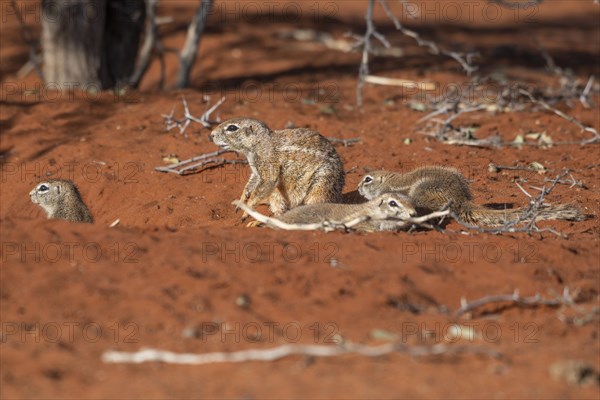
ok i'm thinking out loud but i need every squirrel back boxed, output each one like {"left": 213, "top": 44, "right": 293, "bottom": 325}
{"left": 358, "top": 166, "right": 584, "bottom": 226}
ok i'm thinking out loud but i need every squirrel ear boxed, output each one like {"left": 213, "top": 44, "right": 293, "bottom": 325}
{"left": 55, "top": 185, "right": 60, "bottom": 195}
{"left": 378, "top": 199, "right": 383, "bottom": 207}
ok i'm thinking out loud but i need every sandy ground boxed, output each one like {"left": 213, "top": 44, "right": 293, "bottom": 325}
{"left": 1, "top": 0, "right": 599, "bottom": 398}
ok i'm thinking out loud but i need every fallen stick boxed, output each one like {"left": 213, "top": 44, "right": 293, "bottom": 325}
{"left": 455, "top": 288, "right": 576, "bottom": 318}
{"left": 232, "top": 200, "right": 371, "bottom": 231}
{"left": 102, "top": 342, "right": 501, "bottom": 365}
{"left": 233, "top": 201, "right": 450, "bottom": 232}
{"left": 364, "top": 75, "right": 437, "bottom": 91}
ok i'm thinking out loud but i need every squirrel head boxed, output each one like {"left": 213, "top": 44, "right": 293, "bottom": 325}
{"left": 209, "top": 118, "right": 271, "bottom": 154}
{"left": 358, "top": 170, "right": 390, "bottom": 200}
{"left": 30, "top": 179, "right": 83, "bottom": 218}
{"left": 374, "top": 193, "right": 416, "bottom": 219}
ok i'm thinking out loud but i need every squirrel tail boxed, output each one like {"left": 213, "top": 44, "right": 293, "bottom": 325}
{"left": 462, "top": 204, "right": 584, "bottom": 226}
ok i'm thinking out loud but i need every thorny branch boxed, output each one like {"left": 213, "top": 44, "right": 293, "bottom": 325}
{"left": 489, "top": 164, "right": 587, "bottom": 189}
{"left": 543, "top": 174, "right": 587, "bottom": 189}
{"left": 102, "top": 342, "right": 501, "bottom": 365}
{"left": 519, "top": 89, "right": 600, "bottom": 144}
{"left": 378, "top": 0, "right": 478, "bottom": 74}
{"left": 356, "top": 0, "right": 477, "bottom": 106}
{"left": 452, "top": 171, "right": 579, "bottom": 237}
{"left": 414, "top": 79, "right": 599, "bottom": 148}
{"left": 162, "top": 96, "right": 225, "bottom": 136}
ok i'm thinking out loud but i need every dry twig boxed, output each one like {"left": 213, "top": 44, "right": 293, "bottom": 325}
{"left": 364, "top": 75, "right": 436, "bottom": 91}
{"left": 233, "top": 200, "right": 450, "bottom": 232}
{"left": 102, "top": 342, "right": 501, "bottom": 365}
{"left": 326, "top": 137, "right": 362, "bottom": 146}
{"left": 378, "top": 0, "right": 478, "bottom": 75}
{"left": 155, "top": 152, "right": 246, "bottom": 175}
{"left": 455, "top": 287, "right": 576, "bottom": 318}
{"left": 355, "top": 0, "right": 477, "bottom": 106}
{"left": 519, "top": 89, "right": 600, "bottom": 144}
{"left": 162, "top": 96, "right": 225, "bottom": 136}
{"left": 452, "top": 171, "right": 576, "bottom": 237}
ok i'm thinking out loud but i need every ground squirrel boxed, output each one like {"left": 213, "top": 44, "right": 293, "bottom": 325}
{"left": 275, "top": 193, "right": 417, "bottom": 232}
{"left": 30, "top": 179, "right": 93, "bottom": 223}
{"left": 210, "top": 118, "right": 345, "bottom": 216}
{"left": 358, "top": 166, "right": 583, "bottom": 226}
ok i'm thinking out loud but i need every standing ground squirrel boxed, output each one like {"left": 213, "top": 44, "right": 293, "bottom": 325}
{"left": 358, "top": 166, "right": 583, "bottom": 226}
{"left": 30, "top": 179, "right": 93, "bottom": 223}
{"left": 276, "top": 193, "right": 417, "bottom": 232}
{"left": 210, "top": 118, "right": 345, "bottom": 216}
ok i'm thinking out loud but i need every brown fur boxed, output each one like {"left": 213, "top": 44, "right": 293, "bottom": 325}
{"left": 30, "top": 179, "right": 93, "bottom": 223}
{"left": 358, "top": 166, "right": 583, "bottom": 226}
{"left": 210, "top": 118, "right": 345, "bottom": 215}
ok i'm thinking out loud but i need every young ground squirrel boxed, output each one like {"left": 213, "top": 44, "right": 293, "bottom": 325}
{"left": 210, "top": 118, "right": 345, "bottom": 216}
{"left": 358, "top": 166, "right": 583, "bottom": 226}
{"left": 30, "top": 179, "right": 93, "bottom": 223}
{"left": 275, "top": 193, "right": 417, "bottom": 232}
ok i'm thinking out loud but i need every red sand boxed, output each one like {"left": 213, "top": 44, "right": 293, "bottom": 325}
{"left": 1, "top": 1, "right": 599, "bottom": 398}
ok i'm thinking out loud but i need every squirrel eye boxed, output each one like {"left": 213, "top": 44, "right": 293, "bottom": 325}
{"left": 38, "top": 184, "right": 49, "bottom": 192}
{"left": 226, "top": 125, "right": 239, "bottom": 132}
{"left": 364, "top": 176, "right": 373, "bottom": 183}
{"left": 389, "top": 200, "right": 398, "bottom": 207}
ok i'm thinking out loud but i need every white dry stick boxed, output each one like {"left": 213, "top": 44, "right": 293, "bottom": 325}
{"left": 455, "top": 287, "right": 575, "bottom": 318}
{"left": 162, "top": 96, "right": 225, "bottom": 136}
{"left": 233, "top": 201, "right": 450, "bottom": 232}
{"left": 102, "top": 342, "right": 501, "bottom": 365}
{"left": 232, "top": 200, "right": 371, "bottom": 232}
{"left": 579, "top": 75, "right": 594, "bottom": 108}
{"left": 405, "top": 209, "right": 451, "bottom": 224}
{"left": 364, "top": 75, "right": 437, "bottom": 91}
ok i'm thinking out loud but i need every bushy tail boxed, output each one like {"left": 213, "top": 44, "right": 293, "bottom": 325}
{"left": 465, "top": 204, "right": 584, "bottom": 226}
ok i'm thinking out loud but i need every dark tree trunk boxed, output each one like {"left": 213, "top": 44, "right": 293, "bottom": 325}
{"left": 41, "top": 0, "right": 144, "bottom": 90}
{"left": 102, "top": 0, "right": 145, "bottom": 87}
